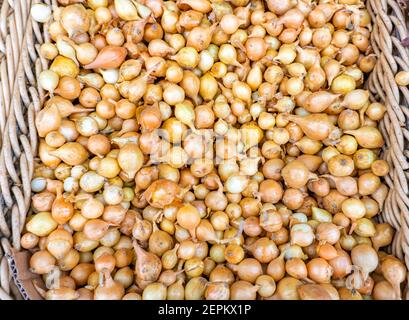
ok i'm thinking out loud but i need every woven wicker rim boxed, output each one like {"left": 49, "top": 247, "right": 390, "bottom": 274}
{"left": 0, "top": 0, "right": 408, "bottom": 300}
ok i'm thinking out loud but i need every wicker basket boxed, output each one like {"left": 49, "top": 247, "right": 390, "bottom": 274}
{"left": 0, "top": 0, "right": 408, "bottom": 300}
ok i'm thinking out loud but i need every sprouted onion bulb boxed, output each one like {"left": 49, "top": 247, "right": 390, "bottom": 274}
{"left": 25, "top": 0, "right": 406, "bottom": 301}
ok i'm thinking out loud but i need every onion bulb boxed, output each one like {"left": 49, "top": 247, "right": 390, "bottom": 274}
{"left": 282, "top": 160, "right": 317, "bottom": 189}
{"left": 117, "top": 143, "right": 144, "bottom": 179}
{"left": 351, "top": 244, "right": 378, "bottom": 279}
{"left": 31, "top": 3, "right": 52, "bottom": 23}
{"left": 381, "top": 256, "right": 406, "bottom": 300}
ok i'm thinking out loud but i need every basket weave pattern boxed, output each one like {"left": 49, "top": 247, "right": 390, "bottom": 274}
{"left": 366, "top": 0, "right": 409, "bottom": 268}
{"left": 0, "top": 0, "right": 407, "bottom": 299}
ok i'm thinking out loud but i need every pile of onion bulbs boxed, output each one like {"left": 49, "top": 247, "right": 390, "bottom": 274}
{"left": 25, "top": 0, "right": 408, "bottom": 300}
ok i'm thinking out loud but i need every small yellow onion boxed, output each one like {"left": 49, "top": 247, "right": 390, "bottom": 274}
{"left": 117, "top": 143, "right": 144, "bottom": 179}
{"left": 395, "top": 71, "right": 409, "bottom": 86}
{"left": 39, "top": 70, "right": 60, "bottom": 94}
{"left": 331, "top": 74, "right": 356, "bottom": 95}
{"left": 31, "top": 4, "right": 52, "bottom": 23}
{"left": 50, "top": 56, "right": 79, "bottom": 78}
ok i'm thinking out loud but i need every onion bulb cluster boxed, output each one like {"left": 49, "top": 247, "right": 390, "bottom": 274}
{"left": 26, "top": 0, "right": 407, "bottom": 300}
